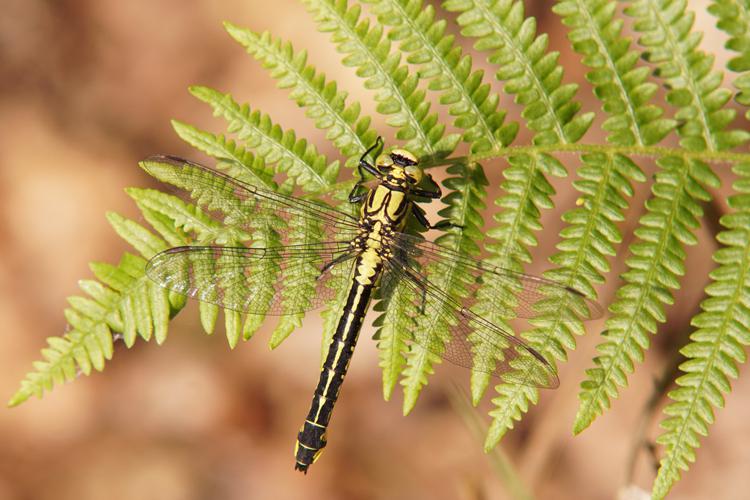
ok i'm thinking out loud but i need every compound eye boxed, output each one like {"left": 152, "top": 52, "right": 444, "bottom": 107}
{"left": 375, "top": 153, "right": 393, "bottom": 172}
{"left": 404, "top": 165, "right": 423, "bottom": 184}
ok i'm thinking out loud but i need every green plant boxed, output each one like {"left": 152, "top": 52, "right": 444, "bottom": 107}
{"left": 11, "top": 1, "right": 750, "bottom": 497}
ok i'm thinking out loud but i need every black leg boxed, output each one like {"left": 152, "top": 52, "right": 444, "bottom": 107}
{"left": 349, "top": 137, "right": 384, "bottom": 202}
{"left": 360, "top": 136, "right": 384, "bottom": 167}
{"left": 432, "top": 220, "right": 463, "bottom": 230}
{"left": 411, "top": 172, "right": 443, "bottom": 199}
{"left": 412, "top": 204, "right": 464, "bottom": 230}
{"left": 348, "top": 183, "right": 368, "bottom": 203}
{"left": 348, "top": 190, "right": 367, "bottom": 203}
{"left": 412, "top": 205, "right": 432, "bottom": 229}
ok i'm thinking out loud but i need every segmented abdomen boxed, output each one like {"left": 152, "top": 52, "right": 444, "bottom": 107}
{"left": 294, "top": 262, "right": 376, "bottom": 473}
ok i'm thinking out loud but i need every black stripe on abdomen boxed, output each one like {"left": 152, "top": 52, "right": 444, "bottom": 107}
{"left": 294, "top": 275, "right": 374, "bottom": 472}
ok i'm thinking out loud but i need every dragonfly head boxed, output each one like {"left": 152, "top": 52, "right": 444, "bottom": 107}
{"left": 375, "top": 149, "right": 423, "bottom": 185}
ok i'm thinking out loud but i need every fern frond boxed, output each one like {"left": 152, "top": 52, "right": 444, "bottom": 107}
{"left": 302, "top": 0, "right": 460, "bottom": 155}
{"left": 223, "top": 24, "right": 378, "bottom": 164}
{"left": 444, "top": 0, "right": 594, "bottom": 144}
{"left": 547, "top": 0, "right": 679, "bottom": 432}
{"left": 439, "top": 0, "right": 594, "bottom": 427}
{"left": 480, "top": 150, "right": 645, "bottom": 446}
{"left": 480, "top": 144, "right": 568, "bottom": 437}
{"left": 554, "top": 0, "right": 676, "bottom": 146}
{"left": 547, "top": 0, "right": 668, "bottom": 433}
{"left": 626, "top": 0, "right": 747, "bottom": 151}
{"left": 573, "top": 0, "right": 747, "bottom": 435}
{"left": 9, "top": 214, "right": 178, "bottom": 406}
{"left": 363, "top": 0, "right": 517, "bottom": 152}
{"left": 188, "top": 85, "right": 340, "bottom": 190}
{"left": 15, "top": 5, "right": 750, "bottom": 494}
{"left": 576, "top": 155, "right": 718, "bottom": 430}
{"left": 710, "top": 0, "right": 750, "bottom": 120}
{"left": 652, "top": 162, "right": 750, "bottom": 498}
{"left": 647, "top": 2, "right": 750, "bottom": 496}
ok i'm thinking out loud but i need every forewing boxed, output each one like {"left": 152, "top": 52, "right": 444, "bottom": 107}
{"left": 146, "top": 242, "right": 354, "bottom": 315}
{"left": 381, "top": 258, "right": 558, "bottom": 388}
{"left": 140, "top": 155, "right": 360, "bottom": 245}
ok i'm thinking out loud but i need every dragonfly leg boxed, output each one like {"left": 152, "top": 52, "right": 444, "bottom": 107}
{"left": 411, "top": 171, "right": 442, "bottom": 199}
{"left": 412, "top": 204, "right": 464, "bottom": 231}
{"left": 348, "top": 185, "right": 368, "bottom": 203}
{"left": 349, "top": 137, "right": 384, "bottom": 203}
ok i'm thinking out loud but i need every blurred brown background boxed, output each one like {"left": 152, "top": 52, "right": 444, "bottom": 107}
{"left": 1, "top": 1, "right": 748, "bottom": 499}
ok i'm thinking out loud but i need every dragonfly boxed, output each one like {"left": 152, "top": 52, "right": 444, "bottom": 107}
{"left": 141, "top": 138, "right": 602, "bottom": 473}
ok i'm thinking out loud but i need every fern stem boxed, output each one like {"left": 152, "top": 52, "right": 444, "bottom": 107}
{"left": 467, "top": 143, "right": 750, "bottom": 164}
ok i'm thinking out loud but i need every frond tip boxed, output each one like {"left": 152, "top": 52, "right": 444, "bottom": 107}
{"left": 9, "top": 249, "right": 172, "bottom": 407}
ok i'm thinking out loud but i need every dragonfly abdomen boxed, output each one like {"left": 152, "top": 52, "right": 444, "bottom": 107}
{"left": 294, "top": 257, "right": 379, "bottom": 473}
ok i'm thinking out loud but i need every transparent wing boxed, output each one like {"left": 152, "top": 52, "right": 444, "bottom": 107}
{"left": 140, "top": 155, "right": 360, "bottom": 244}
{"left": 381, "top": 257, "right": 559, "bottom": 388}
{"left": 380, "top": 235, "right": 604, "bottom": 387}
{"left": 146, "top": 242, "right": 355, "bottom": 315}
{"left": 392, "top": 234, "right": 604, "bottom": 321}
